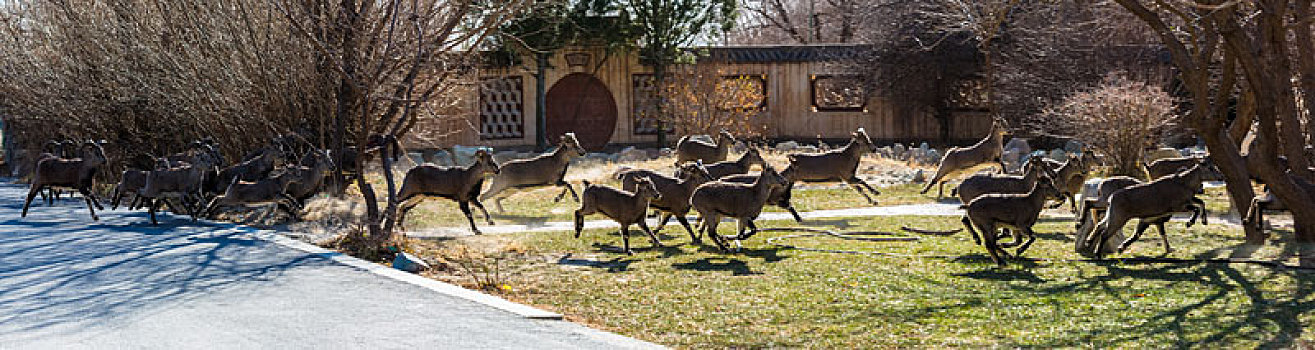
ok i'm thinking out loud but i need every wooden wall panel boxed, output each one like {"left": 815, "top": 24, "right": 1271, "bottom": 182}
{"left": 417, "top": 47, "right": 997, "bottom": 149}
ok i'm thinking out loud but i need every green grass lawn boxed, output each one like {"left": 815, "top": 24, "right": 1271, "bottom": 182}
{"left": 410, "top": 215, "right": 1312, "bottom": 348}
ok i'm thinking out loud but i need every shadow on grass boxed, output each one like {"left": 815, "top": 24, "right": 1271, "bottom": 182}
{"left": 556, "top": 253, "right": 637, "bottom": 273}
{"left": 589, "top": 242, "right": 686, "bottom": 258}
{"left": 1073, "top": 261, "right": 1311, "bottom": 349}
{"left": 802, "top": 218, "right": 859, "bottom": 229}
{"left": 948, "top": 253, "right": 1042, "bottom": 269}
{"left": 1031, "top": 231, "right": 1074, "bottom": 242}
{"left": 687, "top": 242, "right": 790, "bottom": 263}
{"left": 671, "top": 257, "right": 759, "bottom": 276}
{"left": 925, "top": 248, "right": 1314, "bottom": 348}
{"left": 935, "top": 197, "right": 963, "bottom": 205}
{"left": 954, "top": 267, "right": 1047, "bottom": 283}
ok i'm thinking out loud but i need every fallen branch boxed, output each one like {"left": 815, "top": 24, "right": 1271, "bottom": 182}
{"left": 900, "top": 225, "right": 963, "bottom": 235}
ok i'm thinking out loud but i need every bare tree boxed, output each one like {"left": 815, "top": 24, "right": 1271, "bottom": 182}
{"left": 0, "top": 0, "right": 328, "bottom": 175}
{"left": 733, "top": 0, "right": 861, "bottom": 44}
{"left": 0, "top": 0, "right": 521, "bottom": 252}
{"left": 660, "top": 62, "right": 770, "bottom": 138}
{"left": 805, "top": 1, "right": 1163, "bottom": 143}
{"left": 1111, "top": 0, "right": 1315, "bottom": 259}
{"left": 272, "top": 0, "right": 523, "bottom": 251}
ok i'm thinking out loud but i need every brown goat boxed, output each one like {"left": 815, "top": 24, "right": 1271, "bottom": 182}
{"left": 1042, "top": 152, "right": 1097, "bottom": 212}
{"left": 140, "top": 160, "right": 214, "bottom": 225}
{"left": 719, "top": 172, "right": 803, "bottom": 223}
{"left": 574, "top": 177, "right": 663, "bottom": 254}
{"left": 209, "top": 147, "right": 281, "bottom": 195}
{"left": 111, "top": 169, "right": 149, "bottom": 210}
{"left": 40, "top": 139, "right": 98, "bottom": 204}
{"left": 36, "top": 140, "right": 68, "bottom": 204}
{"left": 955, "top": 154, "right": 1056, "bottom": 205}
{"left": 922, "top": 119, "right": 1009, "bottom": 197}
{"left": 1075, "top": 176, "right": 1143, "bottom": 230}
{"left": 1075, "top": 176, "right": 1203, "bottom": 256}
{"left": 675, "top": 130, "right": 737, "bottom": 164}
{"left": 284, "top": 149, "right": 335, "bottom": 206}
{"left": 1144, "top": 154, "right": 1207, "bottom": 180}
{"left": 480, "top": 133, "right": 587, "bottom": 212}
{"left": 617, "top": 161, "right": 716, "bottom": 241}
{"left": 961, "top": 176, "right": 1066, "bottom": 266}
{"left": 703, "top": 148, "right": 765, "bottom": 179}
{"left": 201, "top": 172, "right": 302, "bottom": 220}
{"left": 22, "top": 141, "right": 108, "bottom": 220}
{"left": 782, "top": 128, "right": 880, "bottom": 205}
{"left": 1075, "top": 176, "right": 1205, "bottom": 230}
{"left": 396, "top": 150, "right": 501, "bottom": 234}
{"left": 689, "top": 166, "right": 790, "bottom": 251}
{"left": 1086, "top": 164, "right": 1211, "bottom": 257}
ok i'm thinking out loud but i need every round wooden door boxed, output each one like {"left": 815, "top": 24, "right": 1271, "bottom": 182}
{"left": 545, "top": 73, "right": 616, "bottom": 150}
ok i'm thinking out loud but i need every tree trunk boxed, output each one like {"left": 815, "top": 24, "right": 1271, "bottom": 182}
{"left": 1293, "top": 0, "right": 1315, "bottom": 164}
{"left": 1227, "top": 90, "right": 1256, "bottom": 146}
{"left": 330, "top": 0, "right": 359, "bottom": 197}
{"left": 1215, "top": 5, "right": 1315, "bottom": 264}
{"left": 1112, "top": 0, "right": 1306, "bottom": 258}
{"left": 378, "top": 136, "right": 399, "bottom": 239}
{"left": 1201, "top": 126, "right": 1264, "bottom": 244}
{"left": 1255, "top": 0, "right": 1314, "bottom": 180}
{"left": 535, "top": 53, "right": 549, "bottom": 152}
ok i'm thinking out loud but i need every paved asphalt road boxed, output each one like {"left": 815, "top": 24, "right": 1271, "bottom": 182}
{"left": 0, "top": 183, "right": 659, "bottom": 349}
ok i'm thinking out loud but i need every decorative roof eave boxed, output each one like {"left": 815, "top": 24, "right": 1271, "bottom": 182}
{"left": 694, "top": 44, "right": 873, "bottom": 64}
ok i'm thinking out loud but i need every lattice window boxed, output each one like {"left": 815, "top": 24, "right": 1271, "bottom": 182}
{"left": 479, "top": 76, "right": 524, "bottom": 139}
{"left": 631, "top": 74, "right": 672, "bottom": 135}
{"left": 811, "top": 75, "right": 867, "bottom": 111}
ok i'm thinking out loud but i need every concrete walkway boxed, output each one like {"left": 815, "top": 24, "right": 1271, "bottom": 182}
{"left": 0, "top": 183, "right": 660, "bottom": 349}
{"left": 408, "top": 202, "right": 968, "bottom": 237}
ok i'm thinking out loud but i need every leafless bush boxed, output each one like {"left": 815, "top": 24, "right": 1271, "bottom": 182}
{"left": 269, "top": 0, "right": 521, "bottom": 245}
{"left": 1042, "top": 75, "right": 1178, "bottom": 177}
{"left": 447, "top": 246, "right": 510, "bottom": 293}
{"left": 0, "top": 0, "right": 329, "bottom": 172}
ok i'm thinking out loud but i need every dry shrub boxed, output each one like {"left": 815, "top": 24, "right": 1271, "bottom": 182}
{"left": 0, "top": 0, "right": 329, "bottom": 172}
{"left": 2, "top": 0, "right": 520, "bottom": 250}
{"left": 290, "top": 197, "right": 369, "bottom": 243}
{"left": 661, "top": 62, "right": 770, "bottom": 138}
{"left": 411, "top": 237, "right": 530, "bottom": 293}
{"left": 1042, "top": 75, "right": 1178, "bottom": 177}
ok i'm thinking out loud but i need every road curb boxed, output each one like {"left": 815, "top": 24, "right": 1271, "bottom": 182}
{"left": 213, "top": 222, "right": 565, "bottom": 320}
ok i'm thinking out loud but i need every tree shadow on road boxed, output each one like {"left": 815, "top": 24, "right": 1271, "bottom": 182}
{"left": 0, "top": 211, "right": 326, "bottom": 339}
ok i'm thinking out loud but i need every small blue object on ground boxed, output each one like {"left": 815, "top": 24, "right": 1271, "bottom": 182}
{"left": 393, "top": 252, "right": 431, "bottom": 273}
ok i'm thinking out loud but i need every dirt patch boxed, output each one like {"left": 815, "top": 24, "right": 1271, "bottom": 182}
{"left": 284, "top": 197, "right": 368, "bottom": 244}
{"left": 408, "top": 235, "right": 553, "bottom": 293}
